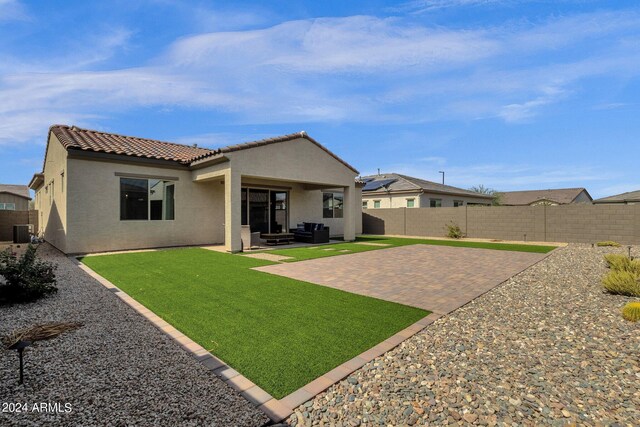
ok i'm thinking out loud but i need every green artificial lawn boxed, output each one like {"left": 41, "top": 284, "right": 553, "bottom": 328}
{"left": 257, "top": 235, "right": 557, "bottom": 262}
{"left": 81, "top": 248, "right": 428, "bottom": 399}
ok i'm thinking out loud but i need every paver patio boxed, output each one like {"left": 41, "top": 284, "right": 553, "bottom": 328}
{"left": 254, "top": 244, "right": 549, "bottom": 314}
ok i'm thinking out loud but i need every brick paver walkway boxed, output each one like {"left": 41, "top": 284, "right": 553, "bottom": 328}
{"left": 254, "top": 244, "right": 548, "bottom": 314}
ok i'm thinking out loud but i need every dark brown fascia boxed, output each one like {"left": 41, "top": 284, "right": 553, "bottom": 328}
{"left": 67, "top": 148, "right": 192, "bottom": 170}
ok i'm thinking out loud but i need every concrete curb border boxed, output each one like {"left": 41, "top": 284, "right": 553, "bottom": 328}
{"left": 72, "top": 257, "right": 440, "bottom": 422}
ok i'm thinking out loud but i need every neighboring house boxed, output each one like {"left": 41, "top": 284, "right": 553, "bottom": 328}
{"left": 499, "top": 188, "right": 592, "bottom": 206}
{"left": 0, "top": 184, "right": 31, "bottom": 211}
{"left": 29, "top": 125, "right": 362, "bottom": 254}
{"left": 360, "top": 173, "right": 493, "bottom": 209}
{"left": 593, "top": 190, "right": 640, "bottom": 205}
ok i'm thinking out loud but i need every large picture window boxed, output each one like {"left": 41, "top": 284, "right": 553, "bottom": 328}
{"left": 120, "top": 177, "right": 175, "bottom": 221}
{"left": 323, "top": 192, "right": 344, "bottom": 218}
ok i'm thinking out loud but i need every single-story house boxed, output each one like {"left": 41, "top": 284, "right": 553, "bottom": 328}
{"left": 0, "top": 184, "right": 31, "bottom": 211}
{"left": 29, "top": 125, "right": 362, "bottom": 254}
{"left": 593, "top": 190, "right": 640, "bottom": 205}
{"left": 360, "top": 173, "right": 493, "bottom": 209}
{"left": 498, "top": 188, "right": 592, "bottom": 206}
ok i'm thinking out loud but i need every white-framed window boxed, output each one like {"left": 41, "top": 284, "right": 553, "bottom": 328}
{"left": 430, "top": 198, "right": 442, "bottom": 208}
{"left": 373, "top": 200, "right": 381, "bottom": 208}
{"left": 0, "top": 203, "right": 16, "bottom": 210}
{"left": 120, "top": 177, "right": 175, "bottom": 221}
{"left": 454, "top": 200, "right": 464, "bottom": 207}
{"left": 362, "top": 200, "right": 368, "bottom": 209}
{"left": 406, "top": 198, "right": 415, "bottom": 208}
{"left": 323, "top": 192, "right": 344, "bottom": 218}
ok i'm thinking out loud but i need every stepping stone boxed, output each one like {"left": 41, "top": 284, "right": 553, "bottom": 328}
{"left": 353, "top": 242, "right": 392, "bottom": 246}
{"left": 322, "top": 248, "right": 336, "bottom": 251}
{"left": 339, "top": 250, "right": 351, "bottom": 253}
{"left": 243, "top": 253, "right": 293, "bottom": 262}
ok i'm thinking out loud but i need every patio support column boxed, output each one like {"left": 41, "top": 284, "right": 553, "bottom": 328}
{"left": 224, "top": 169, "right": 242, "bottom": 253}
{"left": 343, "top": 183, "right": 356, "bottom": 241}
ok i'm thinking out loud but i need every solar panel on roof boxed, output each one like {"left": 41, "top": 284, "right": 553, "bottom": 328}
{"left": 361, "top": 177, "right": 375, "bottom": 183}
{"left": 362, "top": 178, "right": 396, "bottom": 191}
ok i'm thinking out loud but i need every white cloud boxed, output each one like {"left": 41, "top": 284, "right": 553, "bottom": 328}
{"left": 166, "top": 16, "right": 499, "bottom": 73}
{"left": 395, "top": 0, "right": 512, "bottom": 14}
{"left": 384, "top": 162, "right": 614, "bottom": 192}
{"left": 2, "top": 9, "right": 640, "bottom": 145}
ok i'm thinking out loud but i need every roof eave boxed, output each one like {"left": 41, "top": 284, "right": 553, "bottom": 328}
{"left": 29, "top": 173, "right": 44, "bottom": 190}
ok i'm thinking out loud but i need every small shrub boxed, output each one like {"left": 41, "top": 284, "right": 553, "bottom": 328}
{"left": 622, "top": 302, "right": 640, "bottom": 322}
{"left": 597, "top": 241, "right": 621, "bottom": 247}
{"left": 0, "top": 244, "right": 57, "bottom": 305}
{"left": 446, "top": 222, "right": 463, "bottom": 239}
{"left": 604, "top": 254, "right": 640, "bottom": 274}
{"left": 602, "top": 270, "right": 640, "bottom": 297}
{"left": 622, "top": 301, "right": 640, "bottom": 322}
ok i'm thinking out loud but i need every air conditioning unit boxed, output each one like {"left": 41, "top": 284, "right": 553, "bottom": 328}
{"left": 13, "top": 225, "right": 31, "bottom": 244}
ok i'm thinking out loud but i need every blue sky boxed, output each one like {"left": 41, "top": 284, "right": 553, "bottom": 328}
{"left": 1, "top": 0, "right": 639, "bottom": 198}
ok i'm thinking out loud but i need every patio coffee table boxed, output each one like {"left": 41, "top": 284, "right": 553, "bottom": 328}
{"left": 262, "top": 233, "right": 294, "bottom": 246}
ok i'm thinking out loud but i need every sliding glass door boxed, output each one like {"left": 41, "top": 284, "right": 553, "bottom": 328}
{"left": 241, "top": 188, "right": 288, "bottom": 234}
{"left": 270, "top": 191, "right": 288, "bottom": 233}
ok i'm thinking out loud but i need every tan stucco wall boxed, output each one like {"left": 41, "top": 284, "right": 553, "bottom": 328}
{"left": 65, "top": 159, "right": 224, "bottom": 253}
{"left": 34, "top": 134, "right": 68, "bottom": 252}
{"left": 241, "top": 179, "right": 351, "bottom": 237}
{"left": 362, "top": 191, "right": 421, "bottom": 209}
{"left": 195, "top": 137, "right": 361, "bottom": 247}
{"left": 363, "top": 192, "right": 490, "bottom": 209}
{"left": 0, "top": 193, "right": 29, "bottom": 210}
{"left": 226, "top": 137, "right": 356, "bottom": 186}
{"left": 573, "top": 191, "right": 592, "bottom": 204}
{"left": 420, "top": 193, "right": 491, "bottom": 207}
{"left": 38, "top": 134, "right": 360, "bottom": 253}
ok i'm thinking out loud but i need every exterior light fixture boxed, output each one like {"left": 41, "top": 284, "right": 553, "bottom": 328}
{"left": 8, "top": 340, "right": 32, "bottom": 384}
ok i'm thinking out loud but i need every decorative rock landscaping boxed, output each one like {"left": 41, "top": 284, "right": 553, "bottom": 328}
{"left": 286, "top": 244, "right": 640, "bottom": 426}
{"left": 0, "top": 244, "right": 269, "bottom": 427}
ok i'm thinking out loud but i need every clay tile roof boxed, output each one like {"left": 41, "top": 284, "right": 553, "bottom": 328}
{"left": 50, "top": 125, "right": 215, "bottom": 165}
{"left": 49, "top": 125, "right": 359, "bottom": 173}
{"left": 0, "top": 184, "right": 31, "bottom": 199}
{"left": 499, "top": 188, "right": 590, "bottom": 205}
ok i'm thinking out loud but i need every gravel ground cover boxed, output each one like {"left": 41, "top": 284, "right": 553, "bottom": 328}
{"left": 0, "top": 244, "right": 269, "bottom": 427}
{"left": 285, "top": 244, "right": 640, "bottom": 426}
{"left": 80, "top": 247, "right": 427, "bottom": 399}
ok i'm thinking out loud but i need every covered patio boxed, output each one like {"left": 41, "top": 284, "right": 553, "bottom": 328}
{"left": 190, "top": 132, "right": 362, "bottom": 252}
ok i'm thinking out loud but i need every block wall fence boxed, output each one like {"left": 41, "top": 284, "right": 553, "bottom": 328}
{"left": 0, "top": 210, "right": 38, "bottom": 242}
{"left": 362, "top": 205, "right": 640, "bottom": 244}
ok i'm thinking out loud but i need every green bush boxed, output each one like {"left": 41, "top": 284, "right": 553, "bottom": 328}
{"left": 446, "top": 222, "right": 463, "bottom": 239}
{"left": 597, "top": 241, "right": 621, "bottom": 247}
{"left": 604, "top": 254, "right": 640, "bottom": 274}
{"left": 0, "top": 245, "right": 57, "bottom": 305}
{"left": 602, "top": 270, "right": 640, "bottom": 297}
{"left": 622, "top": 302, "right": 640, "bottom": 322}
